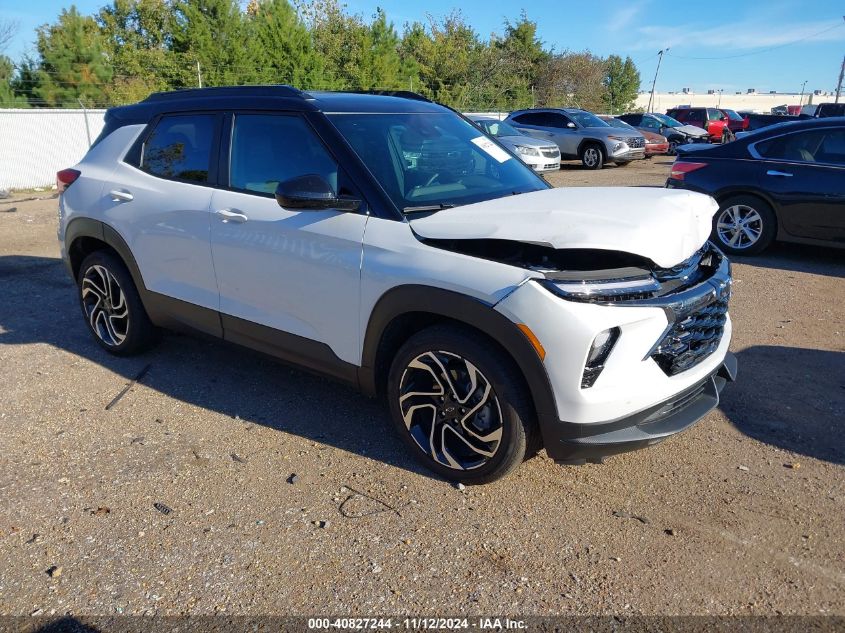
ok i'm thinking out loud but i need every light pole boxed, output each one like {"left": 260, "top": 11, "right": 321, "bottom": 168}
{"left": 836, "top": 16, "right": 845, "bottom": 104}
{"left": 647, "top": 48, "right": 669, "bottom": 113}
{"left": 798, "top": 80, "right": 807, "bottom": 107}
{"left": 717, "top": 89, "right": 723, "bottom": 108}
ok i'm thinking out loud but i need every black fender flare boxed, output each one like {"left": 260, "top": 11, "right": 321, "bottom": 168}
{"left": 64, "top": 218, "right": 222, "bottom": 336}
{"left": 358, "top": 285, "right": 558, "bottom": 436}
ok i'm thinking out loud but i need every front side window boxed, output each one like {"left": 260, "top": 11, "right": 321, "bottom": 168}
{"left": 229, "top": 114, "right": 338, "bottom": 195}
{"left": 707, "top": 109, "right": 723, "bottom": 121}
{"left": 141, "top": 114, "right": 215, "bottom": 183}
{"left": 329, "top": 112, "right": 548, "bottom": 211}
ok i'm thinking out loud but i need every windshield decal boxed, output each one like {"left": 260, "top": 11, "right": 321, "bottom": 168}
{"left": 471, "top": 136, "right": 512, "bottom": 163}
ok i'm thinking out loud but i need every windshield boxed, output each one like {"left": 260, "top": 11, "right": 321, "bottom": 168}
{"left": 601, "top": 117, "right": 635, "bottom": 130}
{"left": 569, "top": 110, "right": 609, "bottom": 128}
{"left": 651, "top": 113, "right": 683, "bottom": 128}
{"left": 474, "top": 119, "right": 523, "bottom": 138}
{"left": 329, "top": 113, "right": 549, "bottom": 211}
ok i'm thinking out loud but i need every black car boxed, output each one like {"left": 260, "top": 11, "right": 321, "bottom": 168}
{"left": 617, "top": 112, "right": 709, "bottom": 154}
{"left": 667, "top": 117, "right": 845, "bottom": 255}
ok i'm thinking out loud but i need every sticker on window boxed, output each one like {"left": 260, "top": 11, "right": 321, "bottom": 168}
{"left": 471, "top": 136, "right": 512, "bottom": 163}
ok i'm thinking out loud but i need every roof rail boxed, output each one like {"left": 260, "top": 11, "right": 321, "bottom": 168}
{"left": 342, "top": 89, "right": 431, "bottom": 103}
{"left": 143, "top": 85, "right": 308, "bottom": 102}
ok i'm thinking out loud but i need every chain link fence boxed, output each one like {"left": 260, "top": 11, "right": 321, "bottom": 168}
{"left": 0, "top": 109, "right": 106, "bottom": 190}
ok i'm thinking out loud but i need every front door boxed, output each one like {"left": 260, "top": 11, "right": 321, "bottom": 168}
{"left": 209, "top": 112, "right": 369, "bottom": 367}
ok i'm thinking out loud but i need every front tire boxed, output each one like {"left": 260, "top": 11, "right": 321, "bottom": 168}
{"left": 77, "top": 251, "right": 157, "bottom": 355}
{"left": 712, "top": 195, "right": 776, "bottom": 256}
{"left": 580, "top": 143, "right": 604, "bottom": 170}
{"left": 387, "top": 326, "right": 539, "bottom": 484}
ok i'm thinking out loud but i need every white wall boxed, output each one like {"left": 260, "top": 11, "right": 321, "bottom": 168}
{"left": 0, "top": 109, "right": 106, "bottom": 190}
{"left": 633, "top": 92, "right": 830, "bottom": 114}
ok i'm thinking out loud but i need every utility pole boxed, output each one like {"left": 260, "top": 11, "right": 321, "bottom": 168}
{"left": 196, "top": 61, "right": 203, "bottom": 89}
{"left": 799, "top": 80, "right": 807, "bottom": 107}
{"left": 647, "top": 48, "right": 669, "bottom": 113}
{"left": 836, "top": 16, "right": 845, "bottom": 104}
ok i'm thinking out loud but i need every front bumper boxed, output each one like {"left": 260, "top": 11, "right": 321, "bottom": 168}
{"left": 520, "top": 152, "right": 561, "bottom": 172}
{"left": 609, "top": 146, "right": 645, "bottom": 161}
{"left": 494, "top": 249, "right": 734, "bottom": 462}
{"left": 549, "top": 353, "right": 736, "bottom": 463}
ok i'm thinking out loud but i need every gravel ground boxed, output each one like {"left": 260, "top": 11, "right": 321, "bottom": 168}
{"left": 0, "top": 160, "right": 843, "bottom": 620}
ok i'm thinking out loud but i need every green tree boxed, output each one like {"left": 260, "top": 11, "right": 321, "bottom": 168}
{"left": 537, "top": 51, "right": 606, "bottom": 111}
{"left": 603, "top": 55, "right": 639, "bottom": 114}
{"left": 97, "top": 0, "right": 175, "bottom": 103}
{"left": 10, "top": 56, "right": 40, "bottom": 105}
{"left": 0, "top": 56, "right": 29, "bottom": 107}
{"left": 245, "top": 0, "right": 324, "bottom": 87}
{"left": 170, "top": 0, "right": 251, "bottom": 87}
{"left": 484, "top": 13, "right": 548, "bottom": 110}
{"left": 33, "top": 6, "right": 113, "bottom": 107}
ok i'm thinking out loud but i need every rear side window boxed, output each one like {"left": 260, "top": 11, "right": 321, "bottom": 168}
{"left": 140, "top": 114, "right": 215, "bottom": 183}
{"left": 755, "top": 129, "right": 841, "bottom": 164}
{"left": 229, "top": 114, "right": 338, "bottom": 195}
{"left": 512, "top": 112, "right": 546, "bottom": 126}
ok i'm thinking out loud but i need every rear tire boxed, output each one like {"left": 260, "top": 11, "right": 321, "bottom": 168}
{"left": 712, "top": 195, "right": 776, "bottom": 256}
{"left": 77, "top": 251, "right": 158, "bottom": 355}
{"left": 387, "top": 326, "right": 539, "bottom": 484}
{"left": 580, "top": 143, "right": 604, "bottom": 170}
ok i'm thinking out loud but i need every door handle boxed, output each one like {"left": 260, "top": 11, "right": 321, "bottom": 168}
{"left": 766, "top": 170, "right": 793, "bottom": 177}
{"left": 109, "top": 189, "right": 134, "bottom": 202}
{"left": 216, "top": 208, "right": 249, "bottom": 223}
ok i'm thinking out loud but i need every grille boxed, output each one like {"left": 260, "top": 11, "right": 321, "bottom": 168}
{"left": 541, "top": 147, "right": 560, "bottom": 158}
{"left": 626, "top": 137, "right": 646, "bottom": 149}
{"left": 651, "top": 298, "right": 728, "bottom": 376}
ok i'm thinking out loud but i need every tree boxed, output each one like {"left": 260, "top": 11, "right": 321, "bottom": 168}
{"left": 245, "top": 0, "right": 324, "bottom": 87}
{"left": 170, "top": 0, "right": 252, "bottom": 87}
{"left": 34, "top": 7, "right": 113, "bottom": 107}
{"left": 484, "top": 13, "right": 548, "bottom": 110}
{"left": 537, "top": 51, "right": 606, "bottom": 111}
{"left": 98, "top": 0, "right": 175, "bottom": 103}
{"left": 0, "top": 18, "right": 17, "bottom": 52}
{"left": 603, "top": 55, "right": 639, "bottom": 114}
{"left": 0, "top": 56, "right": 29, "bottom": 106}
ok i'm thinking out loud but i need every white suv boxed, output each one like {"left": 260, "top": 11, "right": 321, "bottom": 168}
{"left": 58, "top": 87, "right": 736, "bottom": 483}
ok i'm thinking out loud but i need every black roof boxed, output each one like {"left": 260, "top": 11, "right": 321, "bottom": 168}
{"left": 106, "top": 85, "right": 445, "bottom": 124}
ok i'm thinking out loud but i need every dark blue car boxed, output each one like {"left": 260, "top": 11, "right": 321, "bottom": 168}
{"left": 667, "top": 117, "right": 845, "bottom": 256}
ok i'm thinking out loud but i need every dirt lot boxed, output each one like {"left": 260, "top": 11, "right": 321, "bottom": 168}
{"left": 0, "top": 159, "right": 844, "bottom": 620}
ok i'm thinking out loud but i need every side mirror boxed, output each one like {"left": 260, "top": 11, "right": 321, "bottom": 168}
{"left": 275, "top": 174, "right": 360, "bottom": 212}
{"left": 566, "top": 122, "right": 576, "bottom": 129}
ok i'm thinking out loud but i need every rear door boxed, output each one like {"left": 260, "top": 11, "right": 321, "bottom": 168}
{"left": 208, "top": 112, "right": 368, "bottom": 367}
{"left": 753, "top": 126, "right": 845, "bottom": 242}
{"left": 100, "top": 112, "right": 222, "bottom": 331}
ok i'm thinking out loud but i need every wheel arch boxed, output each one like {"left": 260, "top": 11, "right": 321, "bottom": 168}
{"left": 359, "top": 285, "right": 558, "bottom": 444}
{"left": 66, "top": 218, "right": 146, "bottom": 290}
{"left": 577, "top": 138, "right": 606, "bottom": 158}
{"left": 712, "top": 188, "right": 783, "bottom": 235}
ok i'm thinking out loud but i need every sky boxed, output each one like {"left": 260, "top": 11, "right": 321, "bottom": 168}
{"left": 2, "top": 0, "right": 844, "bottom": 94}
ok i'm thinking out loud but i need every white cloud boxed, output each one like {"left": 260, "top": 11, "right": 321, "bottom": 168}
{"left": 633, "top": 19, "right": 844, "bottom": 52}
{"left": 606, "top": 1, "right": 648, "bottom": 33}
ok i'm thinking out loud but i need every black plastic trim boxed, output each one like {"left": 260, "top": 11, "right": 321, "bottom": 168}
{"left": 547, "top": 352, "right": 737, "bottom": 462}
{"left": 359, "top": 284, "right": 558, "bottom": 430}
{"left": 221, "top": 314, "right": 358, "bottom": 387}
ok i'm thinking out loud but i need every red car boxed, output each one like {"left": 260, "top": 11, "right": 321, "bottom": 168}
{"left": 719, "top": 108, "right": 748, "bottom": 133}
{"left": 666, "top": 107, "right": 733, "bottom": 143}
{"left": 599, "top": 115, "right": 669, "bottom": 156}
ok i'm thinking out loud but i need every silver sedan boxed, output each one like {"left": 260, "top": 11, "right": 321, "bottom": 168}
{"left": 471, "top": 117, "right": 561, "bottom": 172}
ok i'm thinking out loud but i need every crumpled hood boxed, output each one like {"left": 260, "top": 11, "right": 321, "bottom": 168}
{"left": 409, "top": 187, "right": 718, "bottom": 268}
{"left": 676, "top": 124, "right": 710, "bottom": 138}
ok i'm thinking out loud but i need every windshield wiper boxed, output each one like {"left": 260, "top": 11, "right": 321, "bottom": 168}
{"left": 402, "top": 203, "right": 456, "bottom": 214}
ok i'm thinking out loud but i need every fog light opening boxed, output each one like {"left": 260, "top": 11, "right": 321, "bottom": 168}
{"left": 581, "top": 327, "right": 620, "bottom": 388}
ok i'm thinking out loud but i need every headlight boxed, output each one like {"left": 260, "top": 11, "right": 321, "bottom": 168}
{"left": 514, "top": 145, "right": 541, "bottom": 157}
{"left": 539, "top": 276, "right": 661, "bottom": 302}
{"left": 607, "top": 135, "right": 627, "bottom": 142}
